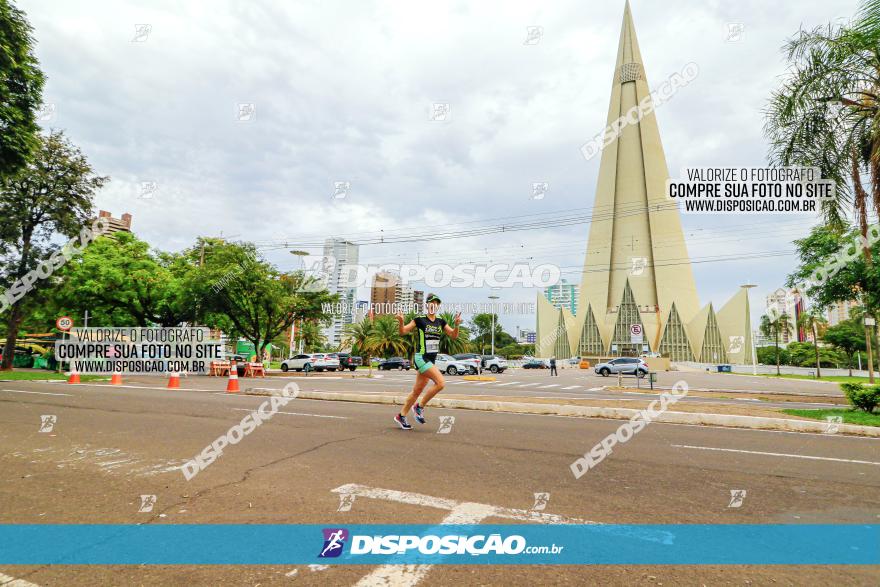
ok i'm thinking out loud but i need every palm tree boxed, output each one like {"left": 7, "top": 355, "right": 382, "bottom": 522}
{"left": 760, "top": 312, "right": 794, "bottom": 375}
{"left": 797, "top": 310, "right": 828, "bottom": 378}
{"left": 298, "top": 320, "right": 326, "bottom": 353}
{"left": 342, "top": 318, "right": 376, "bottom": 375}
{"left": 438, "top": 311, "right": 470, "bottom": 355}
{"left": 366, "top": 315, "right": 408, "bottom": 360}
{"left": 765, "top": 0, "right": 880, "bottom": 234}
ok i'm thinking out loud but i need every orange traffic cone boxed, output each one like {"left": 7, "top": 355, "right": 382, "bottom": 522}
{"left": 110, "top": 372, "right": 123, "bottom": 385}
{"left": 67, "top": 367, "right": 80, "bottom": 384}
{"left": 226, "top": 361, "right": 240, "bottom": 393}
{"left": 167, "top": 371, "right": 181, "bottom": 389}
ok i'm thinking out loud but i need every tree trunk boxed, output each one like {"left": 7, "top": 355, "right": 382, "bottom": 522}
{"left": 775, "top": 327, "right": 781, "bottom": 376}
{"left": 1, "top": 304, "right": 24, "bottom": 371}
{"left": 2, "top": 232, "right": 33, "bottom": 371}
{"left": 812, "top": 323, "right": 821, "bottom": 379}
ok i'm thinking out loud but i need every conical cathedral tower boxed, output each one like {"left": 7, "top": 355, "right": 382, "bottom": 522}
{"left": 536, "top": 1, "right": 751, "bottom": 363}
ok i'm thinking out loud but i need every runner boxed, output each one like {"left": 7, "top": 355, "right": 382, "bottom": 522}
{"left": 393, "top": 293, "right": 461, "bottom": 429}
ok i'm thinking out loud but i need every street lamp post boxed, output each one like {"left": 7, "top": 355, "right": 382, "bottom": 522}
{"left": 741, "top": 284, "right": 758, "bottom": 375}
{"left": 488, "top": 295, "right": 500, "bottom": 355}
{"left": 289, "top": 251, "right": 310, "bottom": 357}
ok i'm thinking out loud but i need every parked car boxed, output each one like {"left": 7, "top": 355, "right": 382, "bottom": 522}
{"left": 568, "top": 356, "right": 580, "bottom": 365}
{"left": 594, "top": 357, "right": 649, "bottom": 378}
{"left": 334, "top": 353, "right": 362, "bottom": 372}
{"left": 522, "top": 359, "right": 546, "bottom": 369}
{"left": 435, "top": 354, "right": 477, "bottom": 375}
{"left": 480, "top": 354, "right": 508, "bottom": 373}
{"left": 281, "top": 353, "right": 340, "bottom": 372}
{"left": 378, "top": 357, "right": 411, "bottom": 370}
{"left": 453, "top": 353, "right": 483, "bottom": 373}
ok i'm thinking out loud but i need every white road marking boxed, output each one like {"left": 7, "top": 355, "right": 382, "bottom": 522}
{"left": 1, "top": 388, "right": 73, "bottom": 397}
{"left": 230, "top": 408, "right": 347, "bottom": 420}
{"left": 561, "top": 385, "right": 581, "bottom": 390}
{"left": 337, "top": 483, "right": 599, "bottom": 587}
{"left": 496, "top": 382, "right": 520, "bottom": 386}
{"left": 587, "top": 387, "right": 604, "bottom": 391}
{"left": 539, "top": 384, "right": 560, "bottom": 388}
{"left": 0, "top": 572, "right": 42, "bottom": 586}
{"left": 672, "top": 444, "right": 880, "bottom": 466}
{"left": 475, "top": 382, "right": 494, "bottom": 386}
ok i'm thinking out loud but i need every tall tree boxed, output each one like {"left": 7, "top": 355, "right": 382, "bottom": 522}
{"left": 765, "top": 0, "right": 880, "bottom": 231}
{"left": 189, "top": 240, "right": 336, "bottom": 358}
{"left": 438, "top": 311, "right": 469, "bottom": 355}
{"left": 49, "top": 231, "right": 193, "bottom": 327}
{"left": 343, "top": 318, "right": 376, "bottom": 375}
{"left": 797, "top": 309, "right": 828, "bottom": 378}
{"left": 0, "top": 0, "right": 45, "bottom": 179}
{"left": 0, "top": 131, "right": 107, "bottom": 370}
{"left": 766, "top": 0, "right": 880, "bottom": 381}
{"left": 824, "top": 318, "right": 867, "bottom": 375}
{"left": 760, "top": 312, "right": 793, "bottom": 376}
{"left": 366, "top": 315, "right": 407, "bottom": 359}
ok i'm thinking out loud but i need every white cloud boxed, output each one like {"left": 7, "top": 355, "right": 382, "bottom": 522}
{"left": 22, "top": 0, "right": 862, "bottom": 333}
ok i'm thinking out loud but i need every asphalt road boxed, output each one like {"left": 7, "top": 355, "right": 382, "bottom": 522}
{"left": 268, "top": 369, "right": 846, "bottom": 410}
{"left": 0, "top": 377, "right": 877, "bottom": 586}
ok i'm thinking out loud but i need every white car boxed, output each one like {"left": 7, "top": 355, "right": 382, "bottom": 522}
{"left": 435, "top": 354, "right": 477, "bottom": 375}
{"left": 281, "top": 353, "right": 340, "bottom": 372}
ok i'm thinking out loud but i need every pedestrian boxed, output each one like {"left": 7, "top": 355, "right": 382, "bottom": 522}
{"left": 550, "top": 356, "right": 557, "bottom": 376}
{"left": 393, "top": 293, "right": 462, "bottom": 429}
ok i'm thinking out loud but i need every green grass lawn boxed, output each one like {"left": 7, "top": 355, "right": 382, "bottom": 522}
{"left": 745, "top": 373, "right": 874, "bottom": 384}
{"left": 0, "top": 371, "right": 108, "bottom": 382}
{"left": 782, "top": 408, "right": 880, "bottom": 427}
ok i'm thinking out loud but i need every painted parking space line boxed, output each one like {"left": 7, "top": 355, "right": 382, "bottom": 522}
{"left": 1, "top": 388, "right": 74, "bottom": 397}
{"left": 671, "top": 444, "right": 880, "bottom": 466}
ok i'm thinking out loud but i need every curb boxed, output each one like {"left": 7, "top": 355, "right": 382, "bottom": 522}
{"left": 291, "top": 390, "right": 880, "bottom": 437}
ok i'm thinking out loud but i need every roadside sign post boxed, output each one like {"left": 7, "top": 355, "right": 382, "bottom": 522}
{"left": 866, "top": 316, "right": 876, "bottom": 384}
{"left": 56, "top": 316, "right": 73, "bottom": 373}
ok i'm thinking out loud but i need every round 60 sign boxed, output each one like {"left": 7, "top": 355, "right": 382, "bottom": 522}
{"left": 56, "top": 316, "right": 74, "bottom": 331}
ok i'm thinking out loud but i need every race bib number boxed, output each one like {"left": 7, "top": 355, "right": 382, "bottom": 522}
{"left": 426, "top": 339, "right": 439, "bottom": 353}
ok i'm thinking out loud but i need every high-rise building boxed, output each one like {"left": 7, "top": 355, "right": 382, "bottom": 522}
{"left": 544, "top": 280, "right": 579, "bottom": 314}
{"left": 826, "top": 300, "right": 859, "bottom": 326}
{"left": 765, "top": 288, "right": 805, "bottom": 344}
{"left": 370, "top": 271, "right": 399, "bottom": 314}
{"left": 535, "top": 2, "right": 752, "bottom": 363}
{"left": 96, "top": 210, "right": 133, "bottom": 236}
{"left": 321, "top": 238, "right": 359, "bottom": 347}
{"left": 369, "top": 272, "right": 422, "bottom": 314}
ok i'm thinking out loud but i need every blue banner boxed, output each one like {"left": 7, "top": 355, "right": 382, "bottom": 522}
{"left": 0, "top": 525, "right": 876, "bottom": 565}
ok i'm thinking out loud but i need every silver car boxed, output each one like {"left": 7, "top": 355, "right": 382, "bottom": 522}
{"left": 435, "top": 354, "right": 477, "bottom": 375}
{"left": 594, "top": 357, "right": 649, "bottom": 378}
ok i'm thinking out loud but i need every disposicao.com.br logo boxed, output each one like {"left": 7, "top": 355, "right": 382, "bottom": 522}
{"left": 318, "top": 528, "right": 563, "bottom": 558}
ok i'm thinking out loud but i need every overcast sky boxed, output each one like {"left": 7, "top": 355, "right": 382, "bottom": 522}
{"left": 24, "top": 0, "right": 863, "bottom": 333}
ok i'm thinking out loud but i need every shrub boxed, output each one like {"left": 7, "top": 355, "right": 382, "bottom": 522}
{"left": 841, "top": 383, "right": 880, "bottom": 413}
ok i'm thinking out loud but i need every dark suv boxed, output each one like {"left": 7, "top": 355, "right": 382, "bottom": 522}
{"left": 334, "top": 353, "right": 362, "bottom": 372}
{"left": 379, "top": 357, "right": 411, "bottom": 370}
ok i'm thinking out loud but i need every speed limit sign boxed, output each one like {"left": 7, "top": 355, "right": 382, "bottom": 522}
{"left": 56, "top": 316, "right": 73, "bottom": 331}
